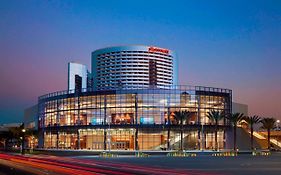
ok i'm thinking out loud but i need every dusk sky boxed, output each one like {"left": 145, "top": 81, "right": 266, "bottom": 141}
{"left": 1, "top": 0, "right": 281, "bottom": 124}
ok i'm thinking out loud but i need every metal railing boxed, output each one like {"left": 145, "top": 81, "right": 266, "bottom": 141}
{"left": 38, "top": 85, "right": 232, "bottom": 101}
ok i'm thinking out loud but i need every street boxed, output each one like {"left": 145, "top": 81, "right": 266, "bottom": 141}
{"left": 1, "top": 152, "right": 281, "bottom": 175}
{"left": 0, "top": 153, "right": 212, "bottom": 175}
{"left": 78, "top": 153, "right": 281, "bottom": 175}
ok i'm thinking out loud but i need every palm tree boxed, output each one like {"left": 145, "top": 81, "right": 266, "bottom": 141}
{"left": 173, "top": 110, "right": 191, "bottom": 150}
{"left": 260, "top": 117, "right": 276, "bottom": 150}
{"left": 206, "top": 110, "right": 225, "bottom": 150}
{"left": 227, "top": 113, "right": 244, "bottom": 151}
{"left": 244, "top": 115, "right": 261, "bottom": 150}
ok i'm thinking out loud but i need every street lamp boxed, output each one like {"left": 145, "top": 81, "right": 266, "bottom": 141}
{"left": 277, "top": 120, "right": 280, "bottom": 148}
{"left": 21, "top": 129, "right": 26, "bottom": 155}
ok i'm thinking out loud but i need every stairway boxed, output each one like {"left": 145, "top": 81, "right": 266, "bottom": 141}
{"left": 236, "top": 127, "right": 262, "bottom": 150}
{"left": 154, "top": 133, "right": 191, "bottom": 150}
{"left": 252, "top": 131, "right": 281, "bottom": 149}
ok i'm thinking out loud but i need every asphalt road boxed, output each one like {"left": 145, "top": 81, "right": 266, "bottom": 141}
{"left": 0, "top": 153, "right": 205, "bottom": 175}
{"left": 0, "top": 164, "right": 35, "bottom": 175}
{"left": 77, "top": 153, "right": 281, "bottom": 175}
{"left": 1, "top": 152, "right": 281, "bottom": 175}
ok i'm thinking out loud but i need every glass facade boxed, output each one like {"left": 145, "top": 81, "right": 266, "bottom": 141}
{"left": 38, "top": 85, "right": 231, "bottom": 150}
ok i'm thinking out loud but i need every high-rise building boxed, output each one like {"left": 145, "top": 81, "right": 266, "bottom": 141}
{"left": 232, "top": 102, "right": 248, "bottom": 116}
{"left": 68, "top": 62, "right": 87, "bottom": 91}
{"left": 87, "top": 71, "right": 93, "bottom": 89}
{"left": 91, "top": 45, "right": 178, "bottom": 90}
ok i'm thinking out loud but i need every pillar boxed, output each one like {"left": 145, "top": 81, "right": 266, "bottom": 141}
{"left": 77, "top": 129, "right": 80, "bottom": 149}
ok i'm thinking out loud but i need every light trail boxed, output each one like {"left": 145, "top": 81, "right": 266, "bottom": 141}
{"left": 0, "top": 153, "right": 218, "bottom": 175}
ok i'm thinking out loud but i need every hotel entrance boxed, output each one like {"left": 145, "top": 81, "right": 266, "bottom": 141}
{"left": 92, "top": 142, "right": 104, "bottom": 150}
{"left": 111, "top": 141, "right": 130, "bottom": 150}
{"left": 107, "top": 129, "right": 135, "bottom": 150}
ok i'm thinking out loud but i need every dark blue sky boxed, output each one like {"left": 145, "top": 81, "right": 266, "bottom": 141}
{"left": 1, "top": 0, "right": 281, "bottom": 124}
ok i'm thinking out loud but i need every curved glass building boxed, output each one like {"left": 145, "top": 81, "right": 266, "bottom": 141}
{"left": 37, "top": 45, "right": 232, "bottom": 151}
{"left": 38, "top": 86, "right": 231, "bottom": 150}
{"left": 92, "top": 45, "right": 178, "bottom": 90}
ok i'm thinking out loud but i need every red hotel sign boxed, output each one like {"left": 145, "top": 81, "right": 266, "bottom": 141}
{"left": 148, "top": 47, "right": 169, "bottom": 54}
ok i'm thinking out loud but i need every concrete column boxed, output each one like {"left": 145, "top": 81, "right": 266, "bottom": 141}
{"left": 103, "top": 96, "right": 107, "bottom": 150}
{"left": 134, "top": 93, "right": 139, "bottom": 151}
{"left": 56, "top": 100, "right": 60, "bottom": 126}
{"left": 167, "top": 107, "right": 171, "bottom": 150}
{"left": 198, "top": 130, "right": 201, "bottom": 150}
{"left": 77, "top": 129, "right": 80, "bottom": 149}
{"left": 135, "top": 129, "right": 139, "bottom": 150}
{"left": 135, "top": 93, "right": 138, "bottom": 124}
{"left": 38, "top": 130, "right": 44, "bottom": 148}
{"left": 223, "top": 130, "right": 226, "bottom": 149}
{"left": 56, "top": 131, "right": 59, "bottom": 149}
{"left": 204, "top": 132, "right": 207, "bottom": 150}
{"left": 78, "top": 96, "right": 80, "bottom": 125}
{"left": 56, "top": 100, "right": 60, "bottom": 149}
{"left": 103, "top": 130, "right": 107, "bottom": 150}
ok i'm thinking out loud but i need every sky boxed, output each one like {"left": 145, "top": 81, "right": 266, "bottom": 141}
{"left": 0, "top": 0, "right": 281, "bottom": 124}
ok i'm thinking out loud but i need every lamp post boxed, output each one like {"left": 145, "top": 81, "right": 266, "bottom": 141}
{"left": 277, "top": 120, "right": 280, "bottom": 148}
{"left": 31, "top": 135, "right": 35, "bottom": 152}
{"left": 21, "top": 129, "right": 26, "bottom": 155}
{"left": 201, "top": 117, "right": 205, "bottom": 151}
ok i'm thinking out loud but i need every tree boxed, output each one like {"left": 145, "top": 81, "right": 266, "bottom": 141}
{"left": 244, "top": 115, "right": 261, "bottom": 150}
{"left": 0, "top": 124, "right": 24, "bottom": 150}
{"left": 0, "top": 131, "right": 11, "bottom": 150}
{"left": 206, "top": 110, "right": 225, "bottom": 150}
{"left": 260, "top": 117, "right": 276, "bottom": 150}
{"left": 10, "top": 124, "right": 24, "bottom": 138}
{"left": 227, "top": 113, "right": 244, "bottom": 151}
{"left": 173, "top": 110, "right": 191, "bottom": 150}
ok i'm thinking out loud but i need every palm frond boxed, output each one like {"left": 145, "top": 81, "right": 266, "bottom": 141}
{"left": 260, "top": 117, "right": 276, "bottom": 130}
{"left": 207, "top": 110, "right": 224, "bottom": 124}
{"left": 173, "top": 110, "right": 192, "bottom": 124}
{"left": 244, "top": 115, "right": 261, "bottom": 125}
{"left": 227, "top": 113, "right": 244, "bottom": 125}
